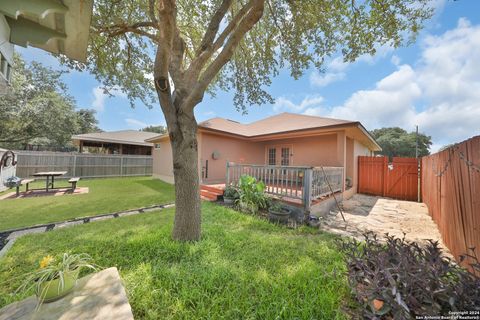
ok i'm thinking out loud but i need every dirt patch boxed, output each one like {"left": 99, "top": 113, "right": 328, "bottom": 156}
{"left": 320, "top": 194, "right": 450, "bottom": 254}
{"left": 0, "top": 187, "right": 89, "bottom": 200}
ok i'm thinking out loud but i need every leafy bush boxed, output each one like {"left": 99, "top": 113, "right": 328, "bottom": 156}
{"left": 338, "top": 233, "right": 480, "bottom": 319}
{"left": 235, "top": 175, "right": 268, "bottom": 214}
{"left": 268, "top": 199, "right": 284, "bottom": 212}
{"left": 223, "top": 185, "right": 239, "bottom": 199}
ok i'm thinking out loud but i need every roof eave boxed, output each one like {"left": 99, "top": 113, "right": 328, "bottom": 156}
{"left": 71, "top": 136, "right": 153, "bottom": 147}
{"left": 356, "top": 123, "right": 382, "bottom": 151}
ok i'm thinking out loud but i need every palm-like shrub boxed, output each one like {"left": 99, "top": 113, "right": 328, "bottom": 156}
{"left": 235, "top": 175, "right": 268, "bottom": 214}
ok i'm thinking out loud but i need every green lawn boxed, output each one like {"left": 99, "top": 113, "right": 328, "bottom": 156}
{"left": 0, "top": 177, "right": 175, "bottom": 231}
{"left": 0, "top": 203, "right": 350, "bottom": 319}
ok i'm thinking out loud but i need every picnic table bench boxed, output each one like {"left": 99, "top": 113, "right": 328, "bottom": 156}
{"left": 32, "top": 171, "right": 67, "bottom": 192}
{"left": 16, "top": 179, "right": 34, "bottom": 197}
{"left": 68, "top": 177, "right": 80, "bottom": 192}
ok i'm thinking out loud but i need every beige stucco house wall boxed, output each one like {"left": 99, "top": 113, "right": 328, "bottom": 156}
{"left": 146, "top": 113, "right": 379, "bottom": 199}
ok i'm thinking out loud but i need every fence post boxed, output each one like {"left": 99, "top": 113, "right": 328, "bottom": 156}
{"left": 120, "top": 156, "right": 124, "bottom": 176}
{"left": 226, "top": 161, "right": 230, "bottom": 186}
{"left": 303, "top": 168, "right": 312, "bottom": 212}
{"left": 72, "top": 153, "right": 77, "bottom": 177}
{"left": 382, "top": 156, "right": 388, "bottom": 197}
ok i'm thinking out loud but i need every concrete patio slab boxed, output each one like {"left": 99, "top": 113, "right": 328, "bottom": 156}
{"left": 320, "top": 194, "right": 450, "bottom": 254}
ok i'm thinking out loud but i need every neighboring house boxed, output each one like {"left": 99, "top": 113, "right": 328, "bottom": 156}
{"left": 72, "top": 131, "right": 158, "bottom": 156}
{"left": 146, "top": 113, "right": 381, "bottom": 200}
{"left": 0, "top": 0, "right": 93, "bottom": 94}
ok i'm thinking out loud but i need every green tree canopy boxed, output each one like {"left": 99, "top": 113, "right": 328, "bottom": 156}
{"left": 76, "top": 109, "right": 102, "bottom": 134}
{"left": 0, "top": 55, "right": 100, "bottom": 150}
{"left": 62, "top": 0, "right": 435, "bottom": 241}
{"left": 371, "top": 127, "right": 432, "bottom": 159}
{"left": 141, "top": 125, "right": 167, "bottom": 134}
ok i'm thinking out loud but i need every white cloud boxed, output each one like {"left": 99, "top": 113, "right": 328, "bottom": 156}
{"left": 125, "top": 118, "right": 148, "bottom": 129}
{"left": 274, "top": 95, "right": 324, "bottom": 113}
{"left": 390, "top": 55, "right": 401, "bottom": 66}
{"left": 309, "top": 56, "right": 348, "bottom": 87}
{"left": 310, "top": 44, "right": 395, "bottom": 88}
{"left": 309, "top": 71, "right": 346, "bottom": 87}
{"left": 203, "top": 111, "right": 216, "bottom": 117}
{"left": 91, "top": 86, "right": 127, "bottom": 112}
{"left": 329, "top": 65, "right": 420, "bottom": 129}
{"left": 307, "top": 18, "right": 480, "bottom": 148}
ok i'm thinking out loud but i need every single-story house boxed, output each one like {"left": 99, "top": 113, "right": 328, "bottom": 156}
{"left": 146, "top": 113, "right": 381, "bottom": 205}
{"left": 72, "top": 130, "right": 159, "bottom": 155}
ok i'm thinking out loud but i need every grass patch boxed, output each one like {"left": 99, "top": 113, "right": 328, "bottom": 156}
{"left": 0, "top": 177, "right": 174, "bottom": 231}
{"left": 0, "top": 203, "right": 349, "bottom": 319}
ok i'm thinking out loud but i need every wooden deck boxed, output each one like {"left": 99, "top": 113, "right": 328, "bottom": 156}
{"left": 200, "top": 183, "right": 341, "bottom": 208}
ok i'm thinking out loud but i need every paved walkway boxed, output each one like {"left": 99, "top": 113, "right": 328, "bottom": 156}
{"left": 0, "top": 203, "right": 174, "bottom": 258}
{"left": 321, "top": 194, "right": 450, "bottom": 254}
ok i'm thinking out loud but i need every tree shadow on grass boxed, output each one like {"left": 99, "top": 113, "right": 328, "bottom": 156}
{"left": 0, "top": 206, "right": 349, "bottom": 319}
{"left": 133, "top": 179, "right": 174, "bottom": 194}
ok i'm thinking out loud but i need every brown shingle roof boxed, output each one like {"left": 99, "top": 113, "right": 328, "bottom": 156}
{"left": 146, "top": 112, "right": 380, "bottom": 151}
{"left": 72, "top": 130, "right": 158, "bottom": 146}
{"left": 198, "top": 112, "right": 356, "bottom": 137}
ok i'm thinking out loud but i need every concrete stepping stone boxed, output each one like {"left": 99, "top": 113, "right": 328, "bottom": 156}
{"left": 90, "top": 215, "right": 114, "bottom": 222}
{"left": 7, "top": 227, "right": 46, "bottom": 241}
{"left": 0, "top": 267, "right": 134, "bottom": 320}
{"left": 54, "top": 220, "right": 84, "bottom": 229}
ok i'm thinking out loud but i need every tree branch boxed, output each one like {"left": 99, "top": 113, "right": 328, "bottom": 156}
{"left": 93, "top": 21, "right": 158, "bottom": 41}
{"left": 153, "top": 0, "right": 180, "bottom": 132}
{"left": 186, "top": 0, "right": 255, "bottom": 83}
{"left": 148, "top": 0, "right": 159, "bottom": 27}
{"left": 195, "top": 0, "right": 232, "bottom": 55}
{"left": 183, "top": 0, "right": 265, "bottom": 110}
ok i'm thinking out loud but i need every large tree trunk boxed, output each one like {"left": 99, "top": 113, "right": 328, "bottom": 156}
{"left": 168, "top": 110, "right": 201, "bottom": 241}
{"left": 152, "top": 0, "right": 265, "bottom": 242}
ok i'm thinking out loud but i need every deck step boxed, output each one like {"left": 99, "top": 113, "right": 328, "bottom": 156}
{"left": 200, "top": 189, "right": 220, "bottom": 201}
{"left": 200, "top": 185, "right": 224, "bottom": 195}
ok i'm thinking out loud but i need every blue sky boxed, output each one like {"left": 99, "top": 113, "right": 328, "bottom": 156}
{"left": 18, "top": 0, "right": 480, "bottom": 152}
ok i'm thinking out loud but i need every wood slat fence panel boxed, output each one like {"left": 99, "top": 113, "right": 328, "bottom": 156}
{"left": 385, "top": 157, "right": 419, "bottom": 201}
{"left": 358, "top": 156, "right": 386, "bottom": 196}
{"left": 358, "top": 156, "right": 419, "bottom": 201}
{"left": 14, "top": 151, "right": 152, "bottom": 179}
{"left": 422, "top": 136, "right": 480, "bottom": 267}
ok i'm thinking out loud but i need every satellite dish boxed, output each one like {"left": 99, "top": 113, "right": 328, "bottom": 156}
{"left": 212, "top": 151, "right": 221, "bottom": 160}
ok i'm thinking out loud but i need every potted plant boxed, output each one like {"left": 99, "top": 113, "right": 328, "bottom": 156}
{"left": 223, "top": 185, "right": 239, "bottom": 204}
{"left": 268, "top": 199, "right": 291, "bottom": 223}
{"left": 17, "top": 253, "right": 97, "bottom": 305}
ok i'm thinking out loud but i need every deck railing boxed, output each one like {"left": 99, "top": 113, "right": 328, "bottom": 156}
{"left": 226, "top": 162, "right": 343, "bottom": 211}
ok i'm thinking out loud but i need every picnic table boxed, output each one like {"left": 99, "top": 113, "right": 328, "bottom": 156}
{"left": 32, "top": 171, "right": 67, "bottom": 192}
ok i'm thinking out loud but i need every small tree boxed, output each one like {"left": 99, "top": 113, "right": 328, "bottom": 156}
{"left": 0, "top": 55, "right": 80, "bottom": 149}
{"left": 64, "top": 0, "right": 434, "bottom": 241}
{"left": 371, "top": 127, "right": 432, "bottom": 159}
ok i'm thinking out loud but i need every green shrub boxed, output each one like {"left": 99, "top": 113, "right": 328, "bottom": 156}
{"left": 235, "top": 175, "right": 268, "bottom": 214}
{"left": 338, "top": 233, "right": 480, "bottom": 319}
{"left": 223, "top": 185, "right": 239, "bottom": 199}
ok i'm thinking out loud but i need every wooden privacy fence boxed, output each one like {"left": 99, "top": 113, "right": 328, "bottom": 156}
{"left": 358, "top": 156, "right": 420, "bottom": 201}
{"left": 226, "top": 162, "right": 343, "bottom": 211}
{"left": 422, "top": 136, "right": 480, "bottom": 266}
{"left": 14, "top": 151, "right": 153, "bottom": 179}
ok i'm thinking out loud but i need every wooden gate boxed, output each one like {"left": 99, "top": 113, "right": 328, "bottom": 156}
{"left": 358, "top": 156, "right": 420, "bottom": 201}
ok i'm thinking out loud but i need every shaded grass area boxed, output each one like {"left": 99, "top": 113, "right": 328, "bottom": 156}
{"left": 0, "top": 203, "right": 349, "bottom": 319}
{"left": 0, "top": 177, "right": 175, "bottom": 231}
